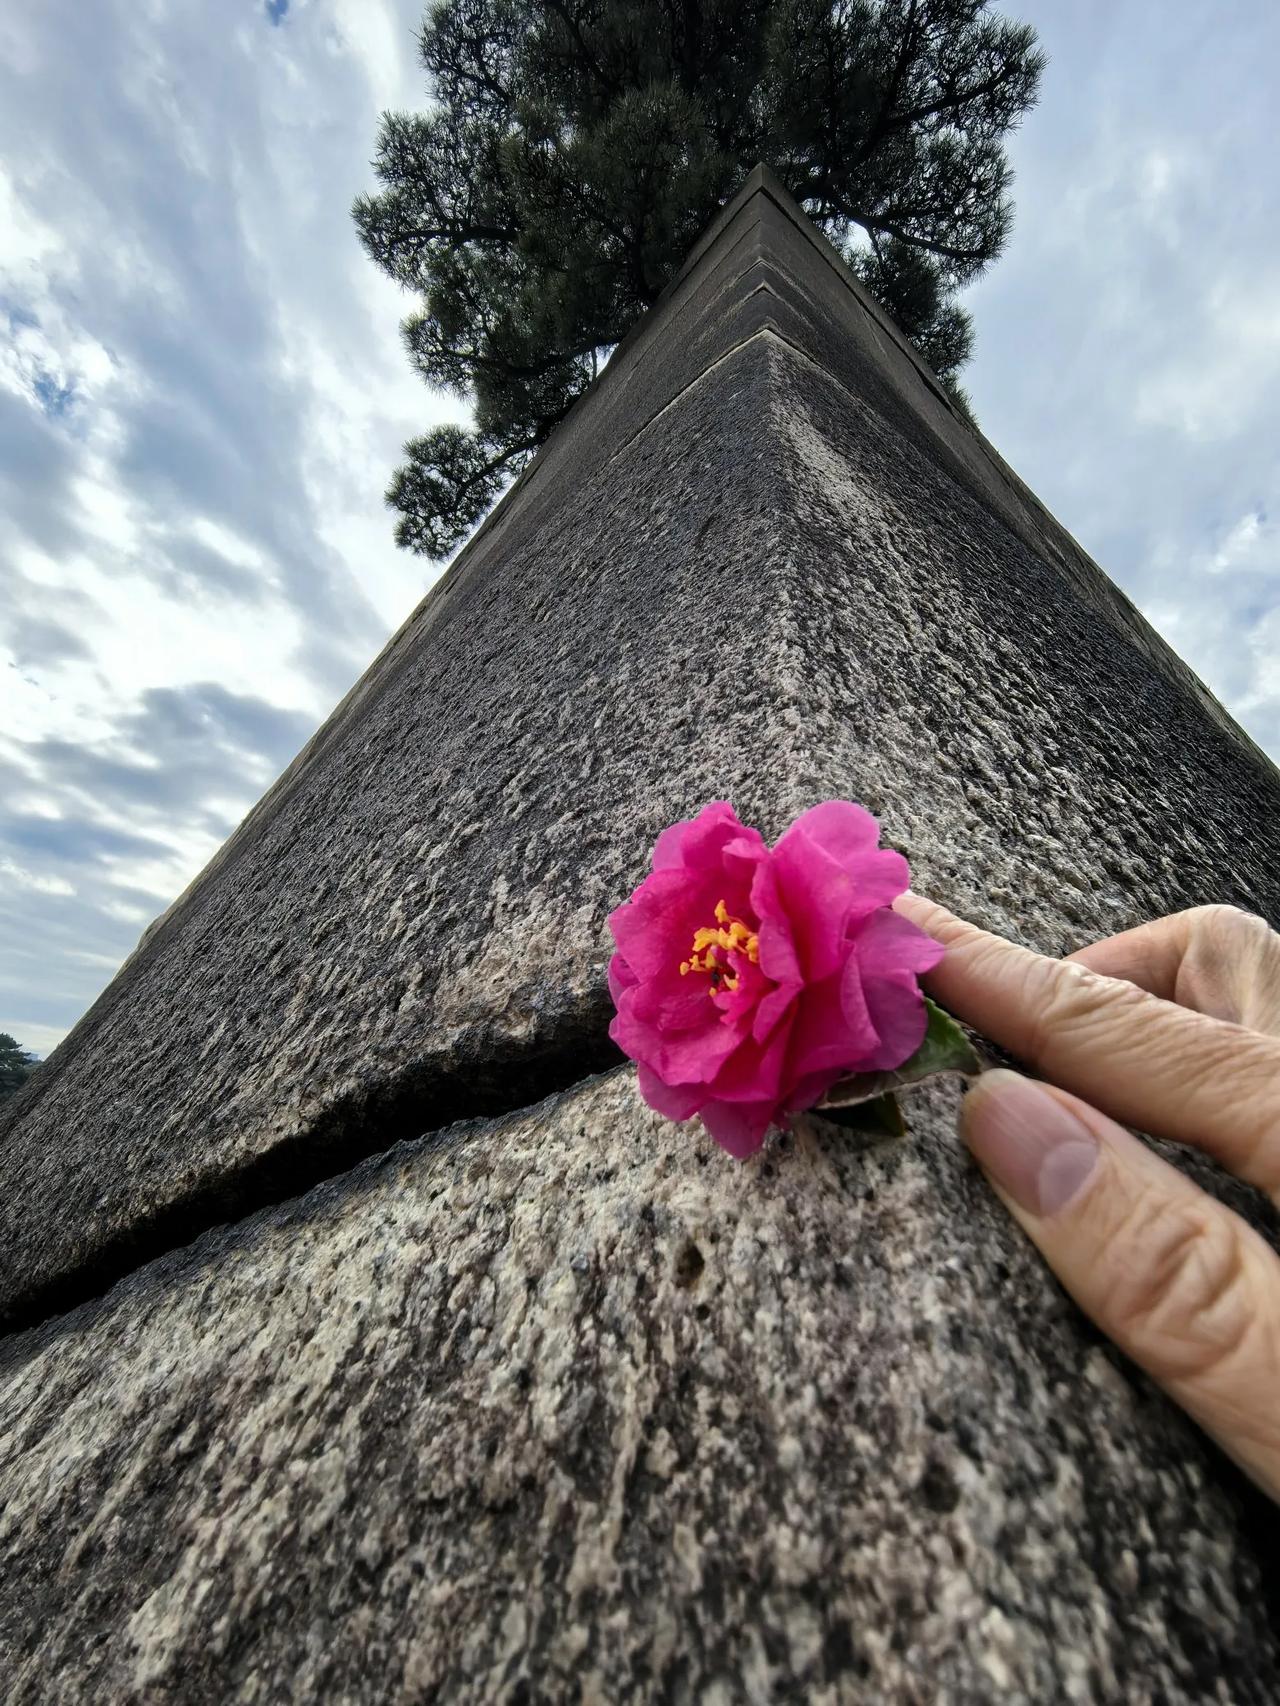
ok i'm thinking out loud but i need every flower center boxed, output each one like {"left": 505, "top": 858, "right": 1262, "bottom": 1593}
{"left": 679, "top": 900, "right": 760, "bottom": 993}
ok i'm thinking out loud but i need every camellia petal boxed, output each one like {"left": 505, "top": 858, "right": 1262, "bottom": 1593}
{"left": 855, "top": 905, "right": 947, "bottom": 978}
{"left": 789, "top": 971, "right": 876, "bottom": 1083}
{"left": 859, "top": 970, "right": 930, "bottom": 1071}
{"left": 843, "top": 847, "right": 913, "bottom": 922}
{"left": 770, "top": 823, "right": 855, "bottom": 982}
{"left": 637, "top": 1063, "right": 706, "bottom": 1121}
{"left": 658, "top": 800, "right": 765, "bottom": 876}
{"left": 706, "top": 1010, "right": 795, "bottom": 1105}
{"left": 751, "top": 979, "right": 797, "bottom": 1046}
{"left": 631, "top": 962, "right": 718, "bottom": 1034}
{"left": 783, "top": 799, "right": 881, "bottom": 857}
{"left": 749, "top": 859, "right": 804, "bottom": 986}
{"left": 607, "top": 952, "right": 637, "bottom": 1008}
{"left": 699, "top": 1097, "right": 774, "bottom": 1159}
{"left": 606, "top": 800, "right": 942, "bottom": 1157}
{"left": 649, "top": 1000, "right": 748, "bottom": 1085}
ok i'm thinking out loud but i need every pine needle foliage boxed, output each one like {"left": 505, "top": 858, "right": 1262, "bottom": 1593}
{"left": 355, "top": 0, "right": 1044, "bottom": 556}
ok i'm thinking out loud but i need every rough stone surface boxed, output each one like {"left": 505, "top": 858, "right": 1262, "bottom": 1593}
{"left": 2, "top": 1069, "right": 1278, "bottom": 1704}
{"left": 3, "top": 169, "right": 1279, "bottom": 1329}
{"left": 4, "top": 168, "right": 1280, "bottom": 1701}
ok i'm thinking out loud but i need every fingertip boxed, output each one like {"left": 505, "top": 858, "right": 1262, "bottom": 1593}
{"left": 892, "top": 890, "right": 957, "bottom": 935}
{"left": 961, "top": 1070, "right": 1101, "bottom": 1218}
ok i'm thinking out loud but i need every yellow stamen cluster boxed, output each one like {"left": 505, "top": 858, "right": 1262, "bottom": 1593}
{"left": 679, "top": 900, "right": 760, "bottom": 993}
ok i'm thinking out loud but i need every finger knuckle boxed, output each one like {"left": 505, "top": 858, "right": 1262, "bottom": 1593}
{"left": 1188, "top": 904, "right": 1279, "bottom": 971}
{"left": 1023, "top": 960, "right": 1147, "bottom": 1062}
{"left": 1189, "top": 902, "right": 1266, "bottom": 937}
{"left": 1107, "top": 1193, "right": 1256, "bottom": 1380}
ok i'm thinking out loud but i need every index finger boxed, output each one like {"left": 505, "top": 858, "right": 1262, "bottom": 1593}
{"left": 895, "top": 892, "right": 1280, "bottom": 1204}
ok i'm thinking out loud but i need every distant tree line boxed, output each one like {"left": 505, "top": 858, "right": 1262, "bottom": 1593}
{"left": 0, "top": 1032, "right": 39, "bottom": 1102}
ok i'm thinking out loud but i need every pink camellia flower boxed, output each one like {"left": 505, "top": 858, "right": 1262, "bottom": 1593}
{"left": 607, "top": 801, "right": 944, "bottom": 1158}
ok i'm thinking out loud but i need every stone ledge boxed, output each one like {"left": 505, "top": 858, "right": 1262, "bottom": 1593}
{"left": 3, "top": 1068, "right": 1276, "bottom": 1702}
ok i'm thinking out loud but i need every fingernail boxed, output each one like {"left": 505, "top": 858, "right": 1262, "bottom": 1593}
{"left": 961, "top": 1070, "right": 1099, "bottom": 1217}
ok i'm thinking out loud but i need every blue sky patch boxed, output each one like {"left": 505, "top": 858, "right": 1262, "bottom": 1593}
{"left": 31, "top": 371, "right": 76, "bottom": 418}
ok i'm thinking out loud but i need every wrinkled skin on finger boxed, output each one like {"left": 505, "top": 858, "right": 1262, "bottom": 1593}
{"left": 897, "top": 892, "right": 1280, "bottom": 1504}
{"left": 1068, "top": 904, "right": 1280, "bottom": 1038}
{"left": 895, "top": 894, "right": 1280, "bottom": 1204}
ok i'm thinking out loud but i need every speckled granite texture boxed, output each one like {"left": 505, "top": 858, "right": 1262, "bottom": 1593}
{"left": 2, "top": 169, "right": 1278, "bottom": 1330}
{"left": 2, "top": 1070, "right": 1277, "bottom": 1703}
{"left": 3, "top": 169, "right": 1280, "bottom": 1700}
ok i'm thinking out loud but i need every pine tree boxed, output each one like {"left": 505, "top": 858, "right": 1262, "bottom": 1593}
{"left": 0, "top": 1032, "right": 39, "bottom": 1101}
{"left": 355, "top": 0, "right": 1044, "bottom": 558}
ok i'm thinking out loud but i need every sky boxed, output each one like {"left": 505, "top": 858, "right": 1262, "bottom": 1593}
{"left": 1, "top": 1, "right": 1278, "bottom": 1058}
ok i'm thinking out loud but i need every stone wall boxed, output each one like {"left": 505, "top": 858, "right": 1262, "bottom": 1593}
{"left": 2, "top": 168, "right": 1278, "bottom": 1699}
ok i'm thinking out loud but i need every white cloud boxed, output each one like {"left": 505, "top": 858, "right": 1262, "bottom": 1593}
{"left": 966, "top": 0, "right": 1280, "bottom": 766}
{"left": 0, "top": 0, "right": 447, "bottom": 1052}
{"left": 0, "top": 163, "right": 64, "bottom": 276}
{"left": 99, "top": 897, "right": 156, "bottom": 926}
{"left": 187, "top": 516, "right": 270, "bottom": 574}
{"left": 1201, "top": 511, "right": 1275, "bottom": 576}
{"left": 0, "top": 1019, "right": 66, "bottom": 1061}
{"left": 1133, "top": 277, "right": 1280, "bottom": 442}
{"left": 1242, "top": 607, "right": 1280, "bottom": 708}
{"left": 0, "top": 856, "right": 74, "bottom": 898}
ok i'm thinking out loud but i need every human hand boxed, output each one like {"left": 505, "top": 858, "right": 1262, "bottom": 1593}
{"left": 894, "top": 895, "right": 1280, "bottom": 1503}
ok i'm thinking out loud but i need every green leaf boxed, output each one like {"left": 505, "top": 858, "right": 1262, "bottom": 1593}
{"left": 903, "top": 996, "right": 982, "bottom": 1080}
{"left": 818, "top": 998, "right": 980, "bottom": 1111}
{"left": 813, "top": 1091, "right": 907, "bottom": 1139}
